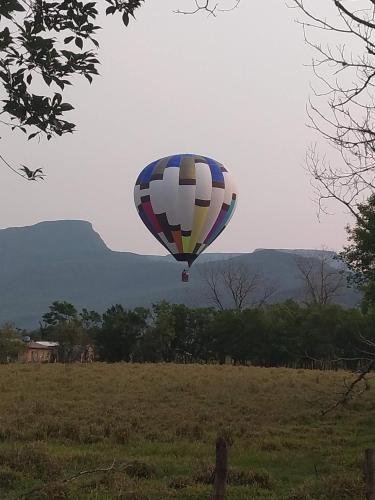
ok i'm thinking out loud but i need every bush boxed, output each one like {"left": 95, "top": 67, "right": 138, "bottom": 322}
{"left": 0, "top": 465, "right": 22, "bottom": 488}
{"left": 175, "top": 423, "right": 204, "bottom": 440}
{"left": 168, "top": 475, "right": 193, "bottom": 489}
{"left": 124, "top": 461, "right": 156, "bottom": 479}
{"left": 28, "top": 481, "right": 71, "bottom": 500}
{"left": 0, "top": 442, "right": 61, "bottom": 480}
{"left": 229, "top": 468, "right": 272, "bottom": 489}
{"left": 288, "top": 473, "right": 363, "bottom": 499}
{"left": 193, "top": 463, "right": 272, "bottom": 489}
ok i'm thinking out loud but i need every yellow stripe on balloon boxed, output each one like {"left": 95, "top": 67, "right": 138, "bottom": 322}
{"left": 189, "top": 206, "right": 209, "bottom": 253}
{"left": 182, "top": 236, "right": 191, "bottom": 253}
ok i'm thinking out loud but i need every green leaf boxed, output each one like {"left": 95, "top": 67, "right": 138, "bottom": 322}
{"left": 60, "top": 103, "right": 74, "bottom": 111}
{"left": 64, "top": 36, "right": 74, "bottom": 44}
{"left": 42, "top": 74, "right": 52, "bottom": 86}
{"left": 122, "top": 12, "right": 129, "bottom": 26}
{"left": 52, "top": 93, "right": 62, "bottom": 105}
{"left": 12, "top": 1, "right": 25, "bottom": 12}
{"left": 75, "top": 37, "right": 83, "bottom": 50}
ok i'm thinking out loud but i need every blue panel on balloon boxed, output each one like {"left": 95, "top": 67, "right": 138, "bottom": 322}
{"left": 166, "top": 155, "right": 182, "bottom": 168}
{"left": 137, "top": 161, "right": 158, "bottom": 184}
{"left": 206, "top": 157, "right": 224, "bottom": 184}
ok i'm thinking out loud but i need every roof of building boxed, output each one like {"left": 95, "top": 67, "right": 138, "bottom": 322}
{"left": 27, "top": 341, "right": 59, "bottom": 349}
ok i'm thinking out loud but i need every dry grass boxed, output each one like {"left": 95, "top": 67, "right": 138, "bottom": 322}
{"left": 0, "top": 363, "right": 373, "bottom": 498}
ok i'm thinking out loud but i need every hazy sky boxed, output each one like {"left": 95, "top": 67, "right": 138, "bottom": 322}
{"left": 0, "top": 0, "right": 353, "bottom": 255}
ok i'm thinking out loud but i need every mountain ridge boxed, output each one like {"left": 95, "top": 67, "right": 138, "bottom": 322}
{"left": 0, "top": 220, "right": 360, "bottom": 329}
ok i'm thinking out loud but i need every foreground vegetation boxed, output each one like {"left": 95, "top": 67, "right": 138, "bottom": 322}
{"left": 0, "top": 363, "right": 373, "bottom": 499}
{"left": 3, "top": 301, "right": 375, "bottom": 368}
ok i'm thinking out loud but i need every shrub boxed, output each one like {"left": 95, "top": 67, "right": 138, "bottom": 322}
{"left": 193, "top": 464, "right": 272, "bottom": 490}
{"left": 0, "top": 442, "right": 61, "bottom": 480}
{"left": 28, "top": 481, "right": 71, "bottom": 500}
{"left": 124, "top": 461, "right": 156, "bottom": 479}
{"left": 0, "top": 465, "right": 22, "bottom": 488}
{"left": 168, "top": 475, "right": 193, "bottom": 489}
{"left": 175, "top": 423, "right": 204, "bottom": 440}
{"left": 288, "top": 473, "right": 363, "bottom": 499}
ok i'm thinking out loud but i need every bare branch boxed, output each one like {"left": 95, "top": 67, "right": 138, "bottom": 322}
{"left": 64, "top": 460, "right": 116, "bottom": 483}
{"left": 222, "top": 262, "right": 260, "bottom": 310}
{"left": 21, "top": 460, "right": 117, "bottom": 498}
{"left": 200, "top": 260, "right": 277, "bottom": 310}
{"left": 255, "top": 280, "right": 280, "bottom": 307}
{"left": 0, "top": 154, "right": 28, "bottom": 180}
{"left": 296, "top": 249, "right": 347, "bottom": 305}
{"left": 292, "top": 0, "right": 375, "bottom": 214}
{"left": 175, "top": 0, "right": 240, "bottom": 16}
{"left": 199, "top": 264, "right": 225, "bottom": 310}
{"left": 321, "top": 359, "right": 374, "bottom": 416}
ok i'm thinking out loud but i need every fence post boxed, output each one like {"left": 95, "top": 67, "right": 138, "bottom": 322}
{"left": 213, "top": 437, "right": 228, "bottom": 500}
{"left": 365, "top": 449, "right": 375, "bottom": 500}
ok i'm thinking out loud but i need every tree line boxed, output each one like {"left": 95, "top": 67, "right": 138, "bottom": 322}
{"left": 1, "top": 299, "right": 374, "bottom": 369}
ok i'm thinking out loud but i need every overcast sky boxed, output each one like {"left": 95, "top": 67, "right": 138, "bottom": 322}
{"left": 0, "top": 0, "right": 353, "bottom": 255}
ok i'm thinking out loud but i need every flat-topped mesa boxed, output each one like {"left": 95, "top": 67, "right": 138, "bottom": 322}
{"left": 0, "top": 220, "right": 109, "bottom": 259}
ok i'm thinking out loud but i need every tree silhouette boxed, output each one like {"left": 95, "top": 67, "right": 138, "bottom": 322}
{"left": 293, "top": 0, "right": 375, "bottom": 216}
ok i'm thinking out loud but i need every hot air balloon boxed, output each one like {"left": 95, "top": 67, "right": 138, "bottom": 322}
{"left": 134, "top": 154, "right": 238, "bottom": 278}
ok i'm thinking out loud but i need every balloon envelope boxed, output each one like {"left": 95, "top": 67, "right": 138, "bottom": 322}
{"left": 134, "top": 154, "right": 238, "bottom": 266}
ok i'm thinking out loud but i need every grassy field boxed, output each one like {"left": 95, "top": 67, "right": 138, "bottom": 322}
{"left": 0, "top": 363, "right": 373, "bottom": 499}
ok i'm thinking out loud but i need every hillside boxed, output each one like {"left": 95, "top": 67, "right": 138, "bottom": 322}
{"left": 0, "top": 220, "right": 360, "bottom": 328}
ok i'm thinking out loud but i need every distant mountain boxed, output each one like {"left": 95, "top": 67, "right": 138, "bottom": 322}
{"left": 274, "top": 249, "right": 344, "bottom": 269}
{"left": 0, "top": 221, "right": 360, "bottom": 329}
{"left": 0, "top": 220, "right": 109, "bottom": 259}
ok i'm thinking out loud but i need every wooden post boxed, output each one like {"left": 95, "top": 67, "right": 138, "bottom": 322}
{"left": 213, "top": 437, "right": 228, "bottom": 500}
{"left": 365, "top": 449, "right": 375, "bottom": 500}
